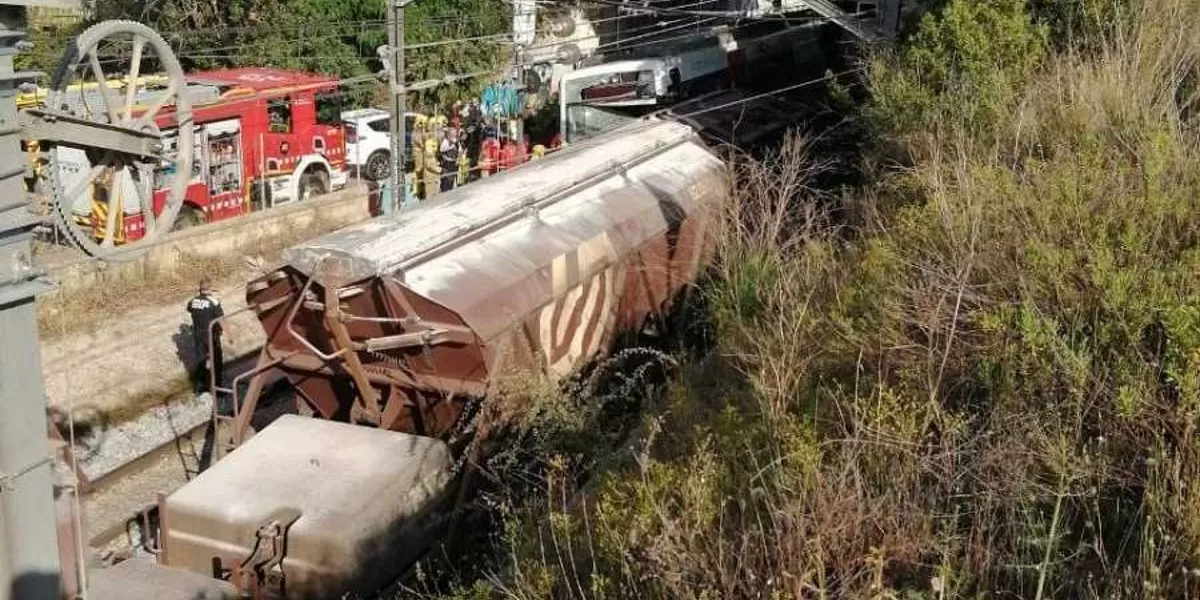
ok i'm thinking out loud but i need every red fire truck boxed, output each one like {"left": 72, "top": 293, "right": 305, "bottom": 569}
{"left": 55, "top": 67, "right": 350, "bottom": 242}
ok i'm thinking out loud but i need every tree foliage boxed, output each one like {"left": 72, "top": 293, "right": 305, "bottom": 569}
{"left": 78, "top": 0, "right": 509, "bottom": 108}
{"left": 868, "top": 0, "right": 1047, "bottom": 143}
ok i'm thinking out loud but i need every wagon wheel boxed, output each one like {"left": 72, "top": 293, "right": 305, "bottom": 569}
{"left": 45, "top": 20, "right": 193, "bottom": 260}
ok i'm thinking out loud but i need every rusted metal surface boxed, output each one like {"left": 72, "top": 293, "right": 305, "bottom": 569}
{"left": 238, "top": 118, "right": 726, "bottom": 440}
{"left": 155, "top": 117, "right": 727, "bottom": 599}
{"left": 160, "top": 415, "right": 452, "bottom": 600}
{"left": 87, "top": 558, "right": 237, "bottom": 600}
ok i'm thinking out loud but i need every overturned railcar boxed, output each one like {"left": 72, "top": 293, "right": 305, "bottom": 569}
{"left": 235, "top": 118, "right": 726, "bottom": 440}
{"left": 154, "top": 118, "right": 728, "bottom": 598}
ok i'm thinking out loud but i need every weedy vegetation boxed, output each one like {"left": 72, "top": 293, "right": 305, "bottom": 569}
{"left": 402, "top": 0, "right": 1200, "bottom": 597}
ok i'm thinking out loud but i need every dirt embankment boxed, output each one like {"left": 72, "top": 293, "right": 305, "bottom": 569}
{"left": 36, "top": 186, "right": 371, "bottom": 425}
{"left": 39, "top": 274, "right": 266, "bottom": 422}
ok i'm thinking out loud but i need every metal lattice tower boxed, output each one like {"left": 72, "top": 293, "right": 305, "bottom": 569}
{"left": 0, "top": 3, "right": 69, "bottom": 599}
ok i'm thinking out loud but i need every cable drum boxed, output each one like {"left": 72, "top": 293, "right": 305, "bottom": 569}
{"left": 43, "top": 20, "right": 193, "bottom": 260}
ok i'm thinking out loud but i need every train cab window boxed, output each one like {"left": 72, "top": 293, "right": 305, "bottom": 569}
{"left": 268, "top": 97, "right": 293, "bottom": 133}
{"left": 636, "top": 69, "right": 656, "bottom": 99}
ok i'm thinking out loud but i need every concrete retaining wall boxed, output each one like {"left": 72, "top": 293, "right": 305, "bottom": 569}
{"left": 44, "top": 185, "right": 372, "bottom": 300}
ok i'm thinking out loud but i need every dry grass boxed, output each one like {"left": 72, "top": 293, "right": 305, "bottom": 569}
{"left": 416, "top": 1, "right": 1200, "bottom": 598}
{"left": 36, "top": 210, "right": 346, "bottom": 341}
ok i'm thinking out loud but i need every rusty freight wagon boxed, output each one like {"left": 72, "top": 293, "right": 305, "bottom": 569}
{"left": 156, "top": 118, "right": 728, "bottom": 599}
{"left": 229, "top": 117, "right": 725, "bottom": 444}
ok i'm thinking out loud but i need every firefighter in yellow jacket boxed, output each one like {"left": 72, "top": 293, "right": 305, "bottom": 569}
{"left": 422, "top": 134, "right": 442, "bottom": 198}
{"left": 411, "top": 127, "right": 426, "bottom": 199}
{"left": 456, "top": 129, "right": 471, "bottom": 187}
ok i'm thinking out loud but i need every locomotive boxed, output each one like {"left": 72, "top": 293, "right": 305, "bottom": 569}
{"left": 154, "top": 116, "right": 729, "bottom": 598}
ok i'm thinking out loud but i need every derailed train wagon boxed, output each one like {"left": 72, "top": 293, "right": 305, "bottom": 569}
{"left": 156, "top": 118, "right": 728, "bottom": 598}
{"left": 239, "top": 117, "right": 724, "bottom": 440}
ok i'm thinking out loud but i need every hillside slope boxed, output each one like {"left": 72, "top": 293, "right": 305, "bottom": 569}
{"left": 420, "top": 1, "right": 1200, "bottom": 598}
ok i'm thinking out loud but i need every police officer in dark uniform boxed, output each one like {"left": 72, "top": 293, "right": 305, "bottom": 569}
{"left": 187, "top": 277, "right": 225, "bottom": 393}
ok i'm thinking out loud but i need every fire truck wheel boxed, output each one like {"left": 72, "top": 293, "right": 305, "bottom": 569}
{"left": 299, "top": 169, "right": 331, "bottom": 201}
{"left": 364, "top": 151, "right": 391, "bottom": 181}
{"left": 171, "top": 205, "right": 205, "bottom": 230}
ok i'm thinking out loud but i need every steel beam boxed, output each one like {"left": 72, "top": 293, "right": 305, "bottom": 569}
{"left": 20, "top": 109, "right": 163, "bottom": 157}
{"left": 0, "top": 4, "right": 63, "bottom": 600}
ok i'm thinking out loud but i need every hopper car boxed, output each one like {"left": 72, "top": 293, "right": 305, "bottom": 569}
{"left": 153, "top": 117, "right": 730, "bottom": 599}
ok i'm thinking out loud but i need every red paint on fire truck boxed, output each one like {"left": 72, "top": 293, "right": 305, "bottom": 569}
{"left": 123, "top": 68, "right": 350, "bottom": 240}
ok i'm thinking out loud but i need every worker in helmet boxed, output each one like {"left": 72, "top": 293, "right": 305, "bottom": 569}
{"left": 479, "top": 130, "right": 500, "bottom": 178}
{"left": 187, "top": 276, "right": 232, "bottom": 395}
{"left": 464, "top": 100, "right": 485, "bottom": 181}
{"left": 403, "top": 170, "right": 418, "bottom": 208}
{"left": 456, "top": 128, "right": 471, "bottom": 187}
{"left": 411, "top": 126, "right": 426, "bottom": 199}
{"left": 423, "top": 134, "right": 442, "bottom": 198}
{"left": 439, "top": 127, "right": 459, "bottom": 192}
{"left": 499, "top": 136, "right": 517, "bottom": 173}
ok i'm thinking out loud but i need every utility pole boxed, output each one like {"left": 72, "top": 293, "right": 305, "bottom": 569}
{"left": 0, "top": 3, "right": 64, "bottom": 599}
{"left": 387, "top": 0, "right": 409, "bottom": 212}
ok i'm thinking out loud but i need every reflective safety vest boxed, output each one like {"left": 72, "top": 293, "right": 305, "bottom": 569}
{"left": 456, "top": 148, "right": 470, "bottom": 186}
{"left": 91, "top": 173, "right": 126, "bottom": 244}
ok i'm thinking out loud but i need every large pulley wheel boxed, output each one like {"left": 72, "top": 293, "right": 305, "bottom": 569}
{"left": 45, "top": 20, "right": 193, "bottom": 259}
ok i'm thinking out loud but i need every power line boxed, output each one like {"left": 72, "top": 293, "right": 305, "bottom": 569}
{"left": 530, "top": 14, "right": 821, "bottom": 58}
{"left": 670, "top": 66, "right": 862, "bottom": 118}
{"left": 173, "top": 32, "right": 513, "bottom": 61}
{"left": 518, "top": 12, "right": 717, "bottom": 54}
{"left": 32, "top": 9, "right": 508, "bottom": 35}
{"left": 155, "top": 17, "right": 818, "bottom": 77}
{"left": 579, "top": 0, "right": 798, "bottom": 20}
{"left": 591, "top": 15, "right": 721, "bottom": 52}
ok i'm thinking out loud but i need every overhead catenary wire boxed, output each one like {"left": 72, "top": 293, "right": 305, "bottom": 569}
{"left": 579, "top": 0, "right": 792, "bottom": 19}
{"left": 533, "top": 0, "right": 725, "bottom": 27}
{"left": 507, "top": 13, "right": 725, "bottom": 55}
{"left": 175, "top": 33, "right": 515, "bottom": 62}
{"left": 670, "top": 65, "right": 864, "bottom": 118}
{"left": 166, "top": 2, "right": 713, "bottom": 61}
{"left": 161, "top": 10, "right": 723, "bottom": 67}
{"left": 70, "top": 2, "right": 743, "bottom": 76}
{"left": 81, "top": 0, "right": 722, "bottom": 63}
{"left": 527, "top": 13, "right": 824, "bottom": 59}
{"left": 71, "top": 19, "right": 834, "bottom": 114}
{"left": 55, "top": 2, "right": 847, "bottom": 121}
{"left": 33, "top": 9, "right": 509, "bottom": 37}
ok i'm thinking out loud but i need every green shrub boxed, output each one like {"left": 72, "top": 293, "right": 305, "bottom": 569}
{"left": 868, "top": 0, "right": 1048, "bottom": 146}
{"left": 429, "top": 1, "right": 1200, "bottom": 598}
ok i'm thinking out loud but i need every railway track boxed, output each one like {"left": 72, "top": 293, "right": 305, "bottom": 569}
{"left": 72, "top": 350, "right": 291, "bottom": 551}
